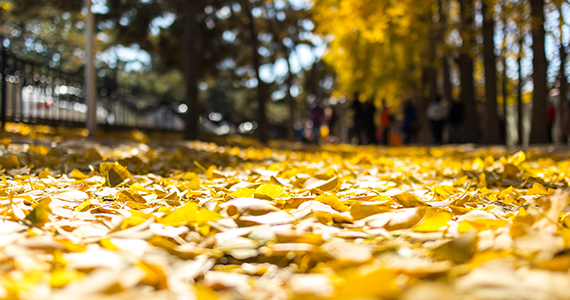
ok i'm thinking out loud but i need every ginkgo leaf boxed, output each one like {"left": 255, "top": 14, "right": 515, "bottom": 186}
{"left": 315, "top": 192, "right": 349, "bottom": 212}
{"left": 0, "top": 137, "right": 11, "bottom": 148}
{"left": 413, "top": 209, "right": 452, "bottom": 232}
{"left": 254, "top": 184, "right": 285, "bottom": 200}
{"left": 24, "top": 197, "right": 51, "bottom": 228}
{"left": 392, "top": 192, "right": 427, "bottom": 207}
{"left": 159, "top": 202, "right": 198, "bottom": 226}
{"left": 38, "top": 168, "right": 50, "bottom": 178}
{"left": 71, "top": 169, "right": 88, "bottom": 179}
{"left": 100, "top": 162, "right": 131, "bottom": 187}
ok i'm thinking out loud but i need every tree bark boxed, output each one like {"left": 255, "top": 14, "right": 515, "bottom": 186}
{"left": 183, "top": 0, "right": 200, "bottom": 140}
{"left": 481, "top": 2, "right": 501, "bottom": 144}
{"left": 85, "top": 0, "right": 97, "bottom": 137}
{"left": 517, "top": 38, "right": 524, "bottom": 145}
{"left": 437, "top": 0, "right": 453, "bottom": 104}
{"left": 529, "top": 0, "right": 548, "bottom": 144}
{"left": 243, "top": 1, "right": 269, "bottom": 144}
{"left": 502, "top": 56, "right": 508, "bottom": 144}
{"left": 559, "top": 45, "right": 568, "bottom": 143}
{"left": 458, "top": 0, "right": 479, "bottom": 143}
{"left": 284, "top": 47, "right": 296, "bottom": 141}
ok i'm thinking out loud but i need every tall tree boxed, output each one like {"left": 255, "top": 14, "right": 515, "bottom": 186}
{"left": 518, "top": 37, "right": 524, "bottom": 145}
{"left": 556, "top": 1, "right": 568, "bottom": 144}
{"left": 438, "top": 0, "right": 453, "bottom": 104}
{"left": 184, "top": 0, "right": 200, "bottom": 140}
{"left": 458, "top": 0, "right": 479, "bottom": 143}
{"left": 482, "top": 1, "right": 501, "bottom": 144}
{"left": 529, "top": 0, "right": 548, "bottom": 143}
{"left": 242, "top": 0, "right": 269, "bottom": 144}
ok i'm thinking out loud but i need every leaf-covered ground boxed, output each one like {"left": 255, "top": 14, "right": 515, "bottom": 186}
{"left": 2, "top": 129, "right": 570, "bottom": 299}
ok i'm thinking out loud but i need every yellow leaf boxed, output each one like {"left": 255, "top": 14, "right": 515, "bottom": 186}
{"left": 458, "top": 218, "right": 509, "bottom": 232}
{"left": 0, "top": 137, "right": 11, "bottom": 148}
{"left": 526, "top": 182, "right": 551, "bottom": 196}
{"left": 182, "top": 172, "right": 198, "bottom": 180}
{"left": 413, "top": 209, "right": 452, "bottom": 232}
{"left": 74, "top": 200, "right": 92, "bottom": 212}
{"left": 350, "top": 202, "right": 391, "bottom": 220}
{"left": 432, "top": 233, "right": 478, "bottom": 264}
{"left": 38, "top": 168, "right": 50, "bottom": 178}
{"left": 334, "top": 268, "right": 401, "bottom": 299}
{"left": 159, "top": 202, "right": 198, "bottom": 226}
{"left": 2, "top": 154, "right": 19, "bottom": 168}
{"left": 49, "top": 269, "right": 84, "bottom": 288}
{"left": 453, "top": 175, "right": 468, "bottom": 187}
{"left": 197, "top": 207, "right": 222, "bottom": 224}
{"left": 183, "top": 178, "right": 201, "bottom": 191}
{"left": 392, "top": 192, "right": 427, "bottom": 208}
{"left": 230, "top": 188, "right": 255, "bottom": 198}
{"left": 100, "top": 162, "right": 131, "bottom": 187}
{"left": 315, "top": 192, "right": 349, "bottom": 212}
{"left": 100, "top": 238, "right": 120, "bottom": 250}
{"left": 305, "top": 176, "right": 340, "bottom": 191}
{"left": 28, "top": 144, "right": 50, "bottom": 155}
{"left": 71, "top": 169, "right": 88, "bottom": 179}
{"left": 24, "top": 197, "right": 51, "bottom": 228}
{"left": 507, "top": 150, "right": 526, "bottom": 166}
{"left": 130, "top": 183, "right": 150, "bottom": 193}
{"left": 254, "top": 184, "right": 285, "bottom": 200}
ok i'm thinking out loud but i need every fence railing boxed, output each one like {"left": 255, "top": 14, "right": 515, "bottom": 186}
{"left": 0, "top": 47, "right": 185, "bottom": 132}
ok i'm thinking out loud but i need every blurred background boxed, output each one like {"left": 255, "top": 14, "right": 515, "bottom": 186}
{"left": 0, "top": 0, "right": 568, "bottom": 146}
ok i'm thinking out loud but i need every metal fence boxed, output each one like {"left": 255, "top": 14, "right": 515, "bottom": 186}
{"left": 0, "top": 47, "right": 185, "bottom": 131}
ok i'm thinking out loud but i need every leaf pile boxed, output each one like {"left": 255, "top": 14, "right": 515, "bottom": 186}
{"left": 1, "top": 139, "right": 570, "bottom": 299}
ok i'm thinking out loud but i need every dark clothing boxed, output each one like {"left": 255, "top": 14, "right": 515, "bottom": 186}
{"left": 351, "top": 100, "right": 364, "bottom": 144}
{"left": 402, "top": 105, "right": 418, "bottom": 144}
{"left": 431, "top": 120, "right": 445, "bottom": 145}
{"left": 449, "top": 101, "right": 464, "bottom": 144}
{"left": 449, "top": 101, "right": 464, "bottom": 125}
{"left": 362, "top": 101, "right": 377, "bottom": 144}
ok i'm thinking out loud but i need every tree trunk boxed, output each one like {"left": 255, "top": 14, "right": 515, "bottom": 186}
{"left": 459, "top": 0, "right": 479, "bottom": 143}
{"left": 438, "top": 0, "right": 453, "bottom": 103}
{"left": 529, "top": 0, "right": 548, "bottom": 144}
{"left": 243, "top": 1, "right": 269, "bottom": 144}
{"left": 502, "top": 56, "right": 508, "bottom": 144}
{"left": 183, "top": 0, "right": 200, "bottom": 140}
{"left": 559, "top": 45, "right": 568, "bottom": 143}
{"left": 420, "top": 66, "right": 437, "bottom": 144}
{"left": 285, "top": 47, "right": 296, "bottom": 141}
{"left": 85, "top": 0, "right": 97, "bottom": 137}
{"left": 481, "top": 2, "right": 500, "bottom": 144}
{"left": 517, "top": 38, "right": 524, "bottom": 145}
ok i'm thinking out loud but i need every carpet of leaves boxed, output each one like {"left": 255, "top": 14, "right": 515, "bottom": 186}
{"left": 1, "top": 135, "right": 570, "bottom": 300}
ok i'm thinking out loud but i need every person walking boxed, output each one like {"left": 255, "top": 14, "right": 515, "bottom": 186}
{"left": 380, "top": 100, "right": 391, "bottom": 145}
{"left": 401, "top": 100, "right": 418, "bottom": 144}
{"left": 362, "top": 98, "right": 378, "bottom": 144}
{"left": 449, "top": 98, "right": 464, "bottom": 144}
{"left": 427, "top": 96, "right": 449, "bottom": 145}
{"left": 310, "top": 101, "right": 325, "bottom": 144}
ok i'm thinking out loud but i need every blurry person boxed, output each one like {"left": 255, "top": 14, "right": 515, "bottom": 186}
{"left": 350, "top": 93, "right": 364, "bottom": 144}
{"left": 449, "top": 98, "right": 464, "bottom": 144}
{"left": 401, "top": 100, "right": 418, "bottom": 144}
{"left": 380, "top": 100, "right": 391, "bottom": 145}
{"left": 548, "top": 101, "right": 556, "bottom": 143}
{"left": 310, "top": 101, "right": 325, "bottom": 144}
{"left": 363, "top": 98, "right": 377, "bottom": 144}
{"left": 427, "top": 96, "right": 449, "bottom": 145}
